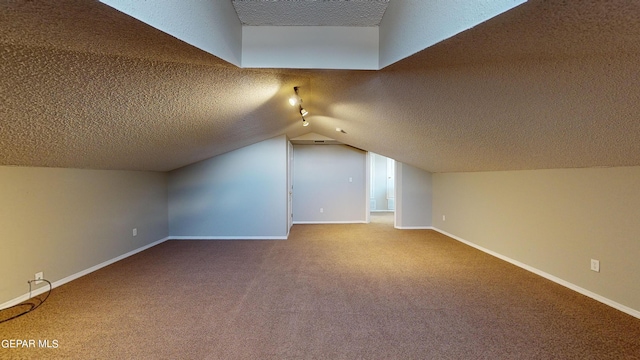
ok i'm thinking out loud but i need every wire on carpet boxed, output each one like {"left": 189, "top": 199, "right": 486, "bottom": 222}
{"left": 0, "top": 279, "right": 52, "bottom": 324}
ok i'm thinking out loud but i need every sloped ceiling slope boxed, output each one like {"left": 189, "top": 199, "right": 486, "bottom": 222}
{"left": 1, "top": 0, "right": 639, "bottom": 173}
{"left": 1, "top": 0, "right": 311, "bottom": 171}
{"left": 308, "top": 0, "right": 640, "bottom": 172}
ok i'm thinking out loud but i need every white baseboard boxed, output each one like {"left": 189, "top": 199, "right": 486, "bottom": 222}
{"left": 0, "top": 237, "right": 169, "bottom": 311}
{"left": 292, "top": 221, "right": 368, "bottom": 224}
{"left": 395, "top": 225, "right": 434, "bottom": 230}
{"left": 169, "top": 236, "right": 287, "bottom": 240}
{"left": 432, "top": 228, "right": 640, "bottom": 320}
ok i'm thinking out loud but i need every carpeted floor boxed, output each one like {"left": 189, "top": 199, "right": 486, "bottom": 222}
{"left": 1, "top": 213, "right": 639, "bottom": 359}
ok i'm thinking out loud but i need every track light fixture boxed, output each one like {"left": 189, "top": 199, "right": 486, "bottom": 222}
{"left": 290, "top": 86, "right": 310, "bottom": 126}
{"left": 289, "top": 86, "right": 301, "bottom": 107}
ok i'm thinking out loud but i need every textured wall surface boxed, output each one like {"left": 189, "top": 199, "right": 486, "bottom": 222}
{"left": 1, "top": 0, "right": 639, "bottom": 172}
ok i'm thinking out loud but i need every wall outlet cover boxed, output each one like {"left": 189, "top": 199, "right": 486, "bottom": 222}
{"left": 35, "top": 272, "right": 44, "bottom": 285}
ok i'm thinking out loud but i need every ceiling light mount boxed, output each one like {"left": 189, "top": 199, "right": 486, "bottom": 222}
{"left": 289, "top": 86, "right": 301, "bottom": 107}
{"left": 290, "top": 86, "right": 309, "bottom": 126}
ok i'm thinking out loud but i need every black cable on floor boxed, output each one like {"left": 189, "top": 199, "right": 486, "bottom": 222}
{"left": 0, "top": 279, "right": 52, "bottom": 324}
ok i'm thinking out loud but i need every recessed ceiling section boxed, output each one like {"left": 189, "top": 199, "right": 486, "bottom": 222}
{"left": 232, "top": 0, "right": 390, "bottom": 27}
{"left": 241, "top": 26, "right": 379, "bottom": 69}
{"left": 101, "top": 0, "right": 526, "bottom": 70}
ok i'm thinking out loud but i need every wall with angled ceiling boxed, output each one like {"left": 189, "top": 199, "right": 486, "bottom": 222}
{"left": 432, "top": 167, "right": 640, "bottom": 316}
{"left": 168, "top": 135, "right": 289, "bottom": 239}
{"left": 1, "top": 0, "right": 640, "bottom": 318}
{"left": 0, "top": 166, "right": 168, "bottom": 308}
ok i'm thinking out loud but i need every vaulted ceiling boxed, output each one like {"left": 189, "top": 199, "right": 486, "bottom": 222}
{"left": 1, "top": 0, "right": 639, "bottom": 172}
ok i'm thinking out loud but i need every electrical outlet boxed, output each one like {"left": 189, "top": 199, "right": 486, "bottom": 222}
{"left": 590, "top": 259, "right": 600, "bottom": 272}
{"left": 35, "top": 272, "right": 44, "bottom": 285}
{"left": 442, "top": 215, "right": 446, "bottom": 221}
{"left": 133, "top": 228, "right": 137, "bottom": 237}
{"left": 320, "top": 208, "right": 324, "bottom": 213}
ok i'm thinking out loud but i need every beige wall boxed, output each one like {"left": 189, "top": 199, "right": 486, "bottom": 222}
{"left": 0, "top": 166, "right": 168, "bottom": 305}
{"left": 432, "top": 166, "right": 640, "bottom": 313}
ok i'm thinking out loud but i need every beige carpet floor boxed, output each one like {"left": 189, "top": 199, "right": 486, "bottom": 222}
{"left": 1, "top": 213, "right": 639, "bottom": 359}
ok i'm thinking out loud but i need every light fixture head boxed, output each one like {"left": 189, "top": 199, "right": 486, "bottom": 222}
{"left": 302, "top": 117, "right": 310, "bottom": 127}
{"left": 299, "top": 106, "right": 309, "bottom": 117}
{"left": 289, "top": 86, "right": 301, "bottom": 107}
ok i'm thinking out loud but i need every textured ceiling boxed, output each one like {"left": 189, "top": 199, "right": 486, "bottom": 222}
{"left": 232, "top": 0, "right": 390, "bottom": 26}
{"left": 1, "top": 0, "right": 639, "bottom": 172}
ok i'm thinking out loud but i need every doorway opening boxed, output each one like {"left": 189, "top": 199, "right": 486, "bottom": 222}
{"left": 369, "top": 152, "right": 395, "bottom": 225}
